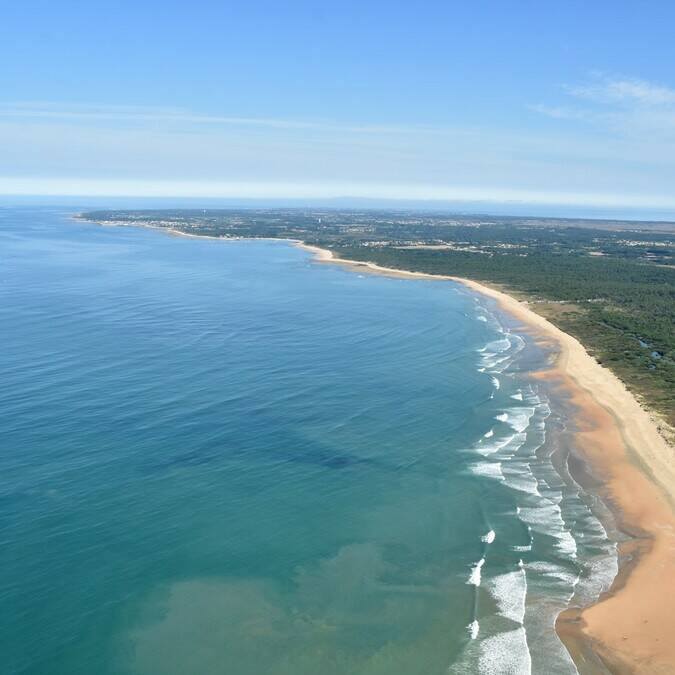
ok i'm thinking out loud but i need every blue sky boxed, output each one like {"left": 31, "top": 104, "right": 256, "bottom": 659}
{"left": 3, "top": 1, "right": 675, "bottom": 211}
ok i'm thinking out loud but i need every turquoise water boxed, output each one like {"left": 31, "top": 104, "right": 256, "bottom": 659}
{"left": 1, "top": 207, "right": 617, "bottom": 674}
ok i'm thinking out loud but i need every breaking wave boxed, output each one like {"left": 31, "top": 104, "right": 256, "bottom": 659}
{"left": 453, "top": 302, "right": 620, "bottom": 674}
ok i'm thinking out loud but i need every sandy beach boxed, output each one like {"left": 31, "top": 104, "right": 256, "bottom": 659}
{"left": 297, "top": 242, "right": 675, "bottom": 674}
{"left": 79, "top": 221, "right": 675, "bottom": 672}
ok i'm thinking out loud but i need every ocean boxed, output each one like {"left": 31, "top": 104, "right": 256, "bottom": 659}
{"left": 0, "top": 206, "right": 618, "bottom": 674}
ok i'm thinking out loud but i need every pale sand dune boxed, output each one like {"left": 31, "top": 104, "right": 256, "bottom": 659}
{"left": 298, "top": 242, "right": 675, "bottom": 674}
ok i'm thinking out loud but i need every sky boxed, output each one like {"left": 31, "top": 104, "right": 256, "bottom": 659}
{"left": 3, "top": 1, "right": 675, "bottom": 214}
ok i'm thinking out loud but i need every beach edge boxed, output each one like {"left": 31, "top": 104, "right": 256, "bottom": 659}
{"left": 296, "top": 241, "right": 675, "bottom": 675}
{"left": 76, "top": 216, "right": 675, "bottom": 673}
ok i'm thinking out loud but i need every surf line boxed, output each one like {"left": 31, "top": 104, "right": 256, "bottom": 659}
{"left": 466, "top": 529, "right": 496, "bottom": 639}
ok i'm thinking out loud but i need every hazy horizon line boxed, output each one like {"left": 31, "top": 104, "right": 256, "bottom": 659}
{"left": 5, "top": 192, "right": 675, "bottom": 224}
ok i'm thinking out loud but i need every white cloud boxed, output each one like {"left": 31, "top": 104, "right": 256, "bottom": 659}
{"left": 527, "top": 104, "right": 589, "bottom": 121}
{"left": 0, "top": 101, "right": 442, "bottom": 136}
{"left": 4, "top": 84, "right": 675, "bottom": 209}
{"left": 532, "top": 75, "right": 675, "bottom": 144}
{"left": 568, "top": 77, "right": 675, "bottom": 106}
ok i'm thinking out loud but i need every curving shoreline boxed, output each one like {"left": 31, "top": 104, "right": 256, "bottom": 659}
{"left": 296, "top": 242, "right": 675, "bottom": 674}
{"left": 81, "top": 218, "right": 675, "bottom": 673}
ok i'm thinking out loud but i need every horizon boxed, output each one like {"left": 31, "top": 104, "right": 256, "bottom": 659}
{"left": 5, "top": 194, "right": 675, "bottom": 224}
{"left": 4, "top": 3, "right": 675, "bottom": 214}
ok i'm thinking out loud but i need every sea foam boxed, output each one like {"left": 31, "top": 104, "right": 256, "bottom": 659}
{"left": 477, "top": 627, "right": 532, "bottom": 675}
{"left": 488, "top": 567, "right": 527, "bottom": 624}
{"left": 481, "top": 529, "right": 496, "bottom": 544}
{"left": 467, "top": 558, "right": 485, "bottom": 586}
{"left": 469, "top": 461, "right": 505, "bottom": 481}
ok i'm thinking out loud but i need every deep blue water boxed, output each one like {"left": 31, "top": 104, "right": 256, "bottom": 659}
{"left": 0, "top": 207, "right": 617, "bottom": 674}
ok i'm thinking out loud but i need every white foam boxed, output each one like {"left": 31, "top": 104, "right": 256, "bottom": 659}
{"left": 483, "top": 429, "right": 494, "bottom": 438}
{"left": 526, "top": 561, "right": 579, "bottom": 588}
{"left": 511, "top": 391, "right": 524, "bottom": 401}
{"left": 509, "top": 333, "right": 526, "bottom": 352}
{"left": 475, "top": 433, "right": 519, "bottom": 457}
{"left": 518, "top": 502, "right": 560, "bottom": 530}
{"left": 481, "top": 529, "right": 496, "bottom": 544}
{"left": 477, "top": 627, "right": 532, "bottom": 675}
{"left": 504, "top": 407, "right": 536, "bottom": 433}
{"left": 467, "top": 558, "right": 485, "bottom": 586}
{"left": 518, "top": 502, "right": 578, "bottom": 559}
{"left": 502, "top": 461, "right": 541, "bottom": 496}
{"left": 495, "top": 413, "right": 509, "bottom": 422}
{"left": 555, "top": 530, "right": 578, "bottom": 558}
{"left": 468, "top": 619, "right": 480, "bottom": 639}
{"left": 482, "top": 354, "right": 512, "bottom": 371}
{"left": 491, "top": 376, "right": 500, "bottom": 390}
{"left": 576, "top": 552, "right": 619, "bottom": 605}
{"left": 485, "top": 337, "right": 511, "bottom": 353}
{"left": 477, "top": 315, "right": 488, "bottom": 323}
{"left": 489, "top": 567, "right": 527, "bottom": 624}
{"left": 512, "top": 544, "right": 532, "bottom": 552}
{"left": 469, "top": 461, "right": 505, "bottom": 481}
{"left": 476, "top": 333, "right": 518, "bottom": 373}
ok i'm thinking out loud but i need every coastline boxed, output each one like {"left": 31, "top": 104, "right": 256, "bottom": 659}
{"left": 296, "top": 242, "right": 675, "bottom": 674}
{"left": 78, "top": 219, "right": 674, "bottom": 673}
